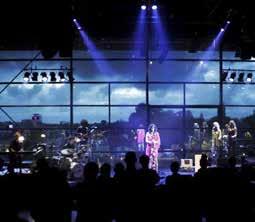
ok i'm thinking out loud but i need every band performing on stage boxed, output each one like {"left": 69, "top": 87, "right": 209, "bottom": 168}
{"left": 6, "top": 119, "right": 240, "bottom": 174}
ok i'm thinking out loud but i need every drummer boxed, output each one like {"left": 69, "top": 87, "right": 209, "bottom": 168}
{"left": 63, "top": 136, "right": 76, "bottom": 150}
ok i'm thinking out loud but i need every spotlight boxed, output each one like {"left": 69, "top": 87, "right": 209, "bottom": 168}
{"left": 227, "top": 20, "right": 231, "bottom": 24}
{"left": 58, "top": 72, "right": 66, "bottom": 82}
{"left": 75, "top": 137, "right": 81, "bottom": 143}
{"left": 73, "top": 18, "right": 77, "bottom": 22}
{"left": 41, "top": 133, "right": 46, "bottom": 138}
{"left": 152, "top": 5, "right": 158, "bottom": 10}
{"left": 238, "top": 72, "right": 245, "bottom": 82}
{"left": 23, "top": 72, "right": 30, "bottom": 82}
{"left": 141, "top": 5, "right": 147, "bottom": 10}
{"left": 221, "top": 71, "right": 228, "bottom": 82}
{"left": 247, "top": 73, "right": 253, "bottom": 82}
{"left": 18, "top": 136, "right": 25, "bottom": 143}
{"left": 149, "top": 60, "right": 153, "bottom": 65}
{"left": 221, "top": 28, "right": 225, "bottom": 32}
{"left": 229, "top": 72, "right": 236, "bottom": 82}
{"left": 50, "top": 72, "right": 57, "bottom": 82}
{"left": 31, "top": 72, "right": 39, "bottom": 81}
{"left": 41, "top": 72, "right": 48, "bottom": 82}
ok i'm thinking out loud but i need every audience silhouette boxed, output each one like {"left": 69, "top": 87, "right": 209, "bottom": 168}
{"left": 0, "top": 153, "right": 254, "bottom": 222}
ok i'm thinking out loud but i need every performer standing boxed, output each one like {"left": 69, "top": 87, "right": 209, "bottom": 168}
{"left": 136, "top": 124, "right": 145, "bottom": 154}
{"left": 211, "top": 122, "right": 222, "bottom": 158}
{"left": 192, "top": 123, "right": 201, "bottom": 151}
{"left": 227, "top": 120, "right": 237, "bottom": 157}
{"left": 145, "top": 124, "right": 160, "bottom": 172}
{"left": 8, "top": 132, "right": 24, "bottom": 174}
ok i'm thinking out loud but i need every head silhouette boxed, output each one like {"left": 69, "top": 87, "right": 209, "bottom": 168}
{"left": 139, "top": 155, "right": 149, "bottom": 169}
{"left": 100, "top": 163, "right": 111, "bottom": 178}
{"left": 200, "top": 154, "right": 208, "bottom": 170}
{"left": 170, "top": 161, "right": 180, "bottom": 175}
{"left": 83, "top": 162, "right": 99, "bottom": 181}
{"left": 114, "top": 162, "right": 125, "bottom": 176}
{"left": 125, "top": 152, "right": 137, "bottom": 168}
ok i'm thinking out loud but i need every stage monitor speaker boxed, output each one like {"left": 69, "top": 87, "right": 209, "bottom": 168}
{"left": 181, "top": 159, "right": 193, "bottom": 169}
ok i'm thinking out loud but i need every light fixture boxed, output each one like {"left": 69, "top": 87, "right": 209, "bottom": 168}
{"left": 41, "top": 133, "right": 46, "bottom": 138}
{"left": 41, "top": 72, "right": 48, "bottom": 82}
{"left": 23, "top": 72, "right": 30, "bottom": 82}
{"left": 220, "top": 28, "right": 225, "bottom": 32}
{"left": 200, "top": 61, "right": 204, "bottom": 65}
{"left": 238, "top": 72, "right": 245, "bottom": 82}
{"left": 227, "top": 20, "right": 231, "bottom": 24}
{"left": 31, "top": 72, "right": 39, "bottom": 81}
{"left": 58, "top": 72, "right": 66, "bottom": 82}
{"left": 67, "top": 71, "right": 75, "bottom": 81}
{"left": 152, "top": 5, "right": 158, "bottom": 10}
{"left": 141, "top": 5, "right": 147, "bottom": 10}
{"left": 222, "top": 71, "right": 228, "bottom": 82}
{"left": 247, "top": 73, "right": 253, "bottom": 82}
{"left": 50, "top": 72, "right": 57, "bottom": 82}
{"left": 18, "top": 136, "right": 25, "bottom": 143}
{"left": 229, "top": 72, "right": 236, "bottom": 82}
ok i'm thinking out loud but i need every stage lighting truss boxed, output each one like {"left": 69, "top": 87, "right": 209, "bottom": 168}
{"left": 23, "top": 68, "right": 71, "bottom": 83}
{"left": 222, "top": 69, "right": 254, "bottom": 83}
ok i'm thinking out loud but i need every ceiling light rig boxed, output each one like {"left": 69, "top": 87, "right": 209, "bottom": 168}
{"left": 23, "top": 68, "right": 72, "bottom": 83}
{"left": 222, "top": 69, "right": 254, "bottom": 83}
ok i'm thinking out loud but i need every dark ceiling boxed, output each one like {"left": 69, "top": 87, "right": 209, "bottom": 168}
{"left": 0, "top": 0, "right": 255, "bottom": 56}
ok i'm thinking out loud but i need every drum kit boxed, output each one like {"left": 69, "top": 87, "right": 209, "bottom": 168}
{"left": 32, "top": 127, "right": 107, "bottom": 180}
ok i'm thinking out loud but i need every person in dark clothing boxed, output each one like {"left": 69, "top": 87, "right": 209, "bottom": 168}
{"left": 8, "top": 132, "right": 23, "bottom": 174}
{"left": 97, "top": 163, "right": 114, "bottom": 222}
{"left": 137, "top": 155, "right": 159, "bottom": 190}
{"left": 75, "top": 162, "right": 101, "bottom": 222}
{"left": 165, "top": 161, "right": 182, "bottom": 187}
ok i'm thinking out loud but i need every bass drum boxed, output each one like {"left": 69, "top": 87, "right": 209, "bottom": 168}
{"left": 69, "top": 162, "right": 84, "bottom": 180}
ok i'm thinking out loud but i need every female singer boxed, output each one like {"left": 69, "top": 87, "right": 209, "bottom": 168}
{"left": 227, "top": 120, "right": 237, "bottom": 157}
{"left": 145, "top": 124, "right": 161, "bottom": 171}
{"left": 211, "top": 122, "right": 222, "bottom": 158}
